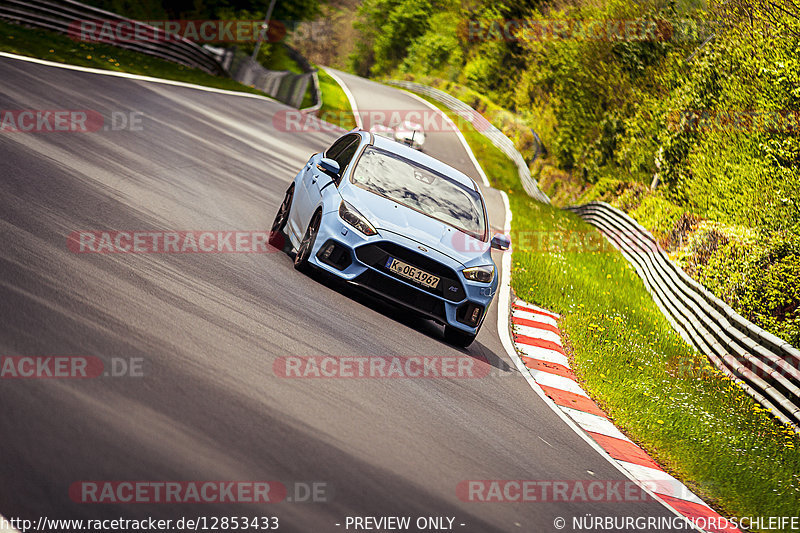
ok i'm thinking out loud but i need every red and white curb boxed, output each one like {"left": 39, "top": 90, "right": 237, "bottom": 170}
{"left": 510, "top": 299, "right": 740, "bottom": 533}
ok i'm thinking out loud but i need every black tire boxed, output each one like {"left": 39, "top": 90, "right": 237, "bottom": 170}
{"left": 269, "top": 185, "right": 293, "bottom": 249}
{"left": 444, "top": 325, "right": 477, "bottom": 348}
{"left": 294, "top": 211, "right": 321, "bottom": 272}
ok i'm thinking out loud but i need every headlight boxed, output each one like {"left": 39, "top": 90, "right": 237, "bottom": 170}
{"left": 339, "top": 200, "right": 377, "bottom": 236}
{"left": 463, "top": 265, "right": 494, "bottom": 283}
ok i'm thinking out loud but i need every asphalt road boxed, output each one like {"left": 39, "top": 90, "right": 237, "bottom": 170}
{"left": 0, "top": 56, "right": 682, "bottom": 532}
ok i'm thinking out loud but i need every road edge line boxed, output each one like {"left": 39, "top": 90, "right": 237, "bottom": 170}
{"left": 0, "top": 51, "right": 278, "bottom": 101}
{"left": 495, "top": 190, "right": 702, "bottom": 531}
{"left": 321, "top": 67, "right": 362, "bottom": 129}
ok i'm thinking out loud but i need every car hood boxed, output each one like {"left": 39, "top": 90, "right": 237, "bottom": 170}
{"left": 340, "top": 184, "right": 490, "bottom": 267}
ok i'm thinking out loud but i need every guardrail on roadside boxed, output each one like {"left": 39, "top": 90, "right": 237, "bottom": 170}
{"left": 373, "top": 80, "right": 800, "bottom": 432}
{"left": 227, "top": 54, "right": 315, "bottom": 110}
{"left": 386, "top": 80, "right": 550, "bottom": 204}
{"left": 0, "top": 0, "right": 226, "bottom": 76}
{"left": 568, "top": 202, "right": 800, "bottom": 431}
{"left": 302, "top": 69, "right": 322, "bottom": 114}
{"left": 207, "top": 45, "right": 319, "bottom": 110}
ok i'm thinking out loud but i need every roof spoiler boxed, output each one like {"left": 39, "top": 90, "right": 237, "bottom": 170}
{"left": 348, "top": 127, "right": 374, "bottom": 144}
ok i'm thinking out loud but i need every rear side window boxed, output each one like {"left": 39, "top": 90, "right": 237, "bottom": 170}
{"left": 325, "top": 134, "right": 359, "bottom": 160}
{"left": 332, "top": 141, "right": 360, "bottom": 178}
{"left": 325, "top": 134, "right": 361, "bottom": 186}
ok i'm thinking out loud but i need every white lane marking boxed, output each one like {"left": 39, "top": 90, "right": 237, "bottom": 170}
{"left": 397, "top": 89, "right": 490, "bottom": 188}
{"left": 616, "top": 461, "right": 708, "bottom": 507}
{"left": 512, "top": 324, "right": 563, "bottom": 346}
{"left": 0, "top": 52, "right": 278, "bottom": 101}
{"left": 495, "top": 191, "right": 702, "bottom": 530}
{"left": 322, "top": 67, "right": 362, "bottom": 129}
{"left": 516, "top": 344, "right": 571, "bottom": 367}
{"left": 0, "top": 514, "right": 22, "bottom": 533}
{"left": 529, "top": 370, "right": 588, "bottom": 397}
{"left": 516, "top": 300, "right": 561, "bottom": 318}
{"left": 559, "top": 406, "right": 632, "bottom": 442}
{"left": 512, "top": 310, "right": 559, "bottom": 327}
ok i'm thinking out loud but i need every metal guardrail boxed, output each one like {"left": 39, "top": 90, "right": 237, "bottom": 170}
{"left": 302, "top": 69, "right": 322, "bottom": 114}
{"left": 568, "top": 202, "right": 800, "bottom": 430}
{"left": 0, "top": 0, "right": 226, "bottom": 76}
{"left": 205, "top": 45, "right": 319, "bottom": 110}
{"left": 386, "top": 80, "right": 550, "bottom": 204}
{"left": 226, "top": 52, "right": 314, "bottom": 110}
{"left": 286, "top": 42, "right": 321, "bottom": 113}
{"left": 382, "top": 80, "right": 799, "bottom": 431}
{"left": 2, "top": 0, "right": 329, "bottom": 110}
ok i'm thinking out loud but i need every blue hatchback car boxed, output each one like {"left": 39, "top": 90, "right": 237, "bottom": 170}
{"left": 270, "top": 130, "right": 509, "bottom": 347}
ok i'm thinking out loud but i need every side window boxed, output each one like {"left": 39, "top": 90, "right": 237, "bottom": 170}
{"left": 331, "top": 141, "right": 360, "bottom": 185}
{"left": 325, "top": 134, "right": 358, "bottom": 160}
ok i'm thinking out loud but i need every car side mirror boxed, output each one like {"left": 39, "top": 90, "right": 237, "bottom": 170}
{"left": 317, "top": 158, "right": 340, "bottom": 179}
{"left": 490, "top": 234, "right": 511, "bottom": 250}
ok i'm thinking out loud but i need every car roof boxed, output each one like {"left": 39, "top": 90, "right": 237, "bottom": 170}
{"left": 362, "top": 131, "right": 480, "bottom": 191}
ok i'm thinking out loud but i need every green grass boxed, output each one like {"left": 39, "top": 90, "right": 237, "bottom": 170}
{"left": 317, "top": 67, "right": 356, "bottom": 130}
{"left": 260, "top": 43, "right": 304, "bottom": 74}
{"left": 0, "top": 20, "right": 272, "bottom": 97}
{"left": 0, "top": 21, "right": 325, "bottom": 111}
{"left": 412, "top": 89, "right": 800, "bottom": 525}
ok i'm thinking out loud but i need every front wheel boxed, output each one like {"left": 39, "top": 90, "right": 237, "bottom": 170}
{"left": 294, "top": 211, "right": 321, "bottom": 272}
{"left": 444, "top": 325, "right": 477, "bottom": 348}
{"left": 269, "top": 185, "right": 293, "bottom": 249}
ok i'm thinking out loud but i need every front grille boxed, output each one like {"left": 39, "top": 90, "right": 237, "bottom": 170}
{"left": 355, "top": 242, "right": 465, "bottom": 301}
{"left": 351, "top": 270, "right": 447, "bottom": 323}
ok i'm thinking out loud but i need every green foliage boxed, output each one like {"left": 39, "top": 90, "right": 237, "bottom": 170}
{"left": 458, "top": 5, "right": 524, "bottom": 105}
{"left": 348, "top": 0, "right": 800, "bottom": 353}
{"left": 400, "top": 11, "right": 463, "bottom": 76}
{"left": 349, "top": 0, "right": 800, "bottom": 232}
{"left": 349, "top": 0, "right": 433, "bottom": 76}
{"left": 629, "top": 194, "right": 685, "bottom": 238}
{"left": 342, "top": 0, "right": 800, "bottom": 519}
{"left": 83, "top": 0, "right": 323, "bottom": 23}
{"left": 672, "top": 224, "right": 800, "bottom": 346}
{"left": 371, "top": 0, "right": 432, "bottom": 75}
{"left": 655, "top": 4, "right": 800, "bottom": 234}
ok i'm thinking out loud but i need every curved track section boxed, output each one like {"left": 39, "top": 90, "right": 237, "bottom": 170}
{"left": 0, "top": 56, "right": 682, "bottom": 532}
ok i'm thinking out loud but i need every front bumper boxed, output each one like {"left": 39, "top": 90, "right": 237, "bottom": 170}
{"left": 306, "top": 213, "right": 497, "bottom": 334}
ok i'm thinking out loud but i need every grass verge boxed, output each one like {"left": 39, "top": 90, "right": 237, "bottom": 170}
{"left": 411, "top": 89, "right": 800, "bottom": 524}
{"left": 0, "top": 20, "right": 271, "bottom": 96}
{"left": 317, "top": 67, "right": 356, "bottom": 130}
{"left": 0, "top": 21, "right": 331, "bottom": 115}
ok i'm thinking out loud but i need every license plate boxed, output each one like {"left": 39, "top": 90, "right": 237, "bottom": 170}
{"left": 385, "top": 257, "right": 440, "bottom": 289}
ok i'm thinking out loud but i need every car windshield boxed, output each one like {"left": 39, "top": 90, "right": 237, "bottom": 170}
{"left": 351, "top": 147, "right": 487, "bottom": 239}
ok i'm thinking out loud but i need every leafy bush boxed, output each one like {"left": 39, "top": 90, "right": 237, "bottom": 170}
{"left": 629, "top": 194, "right": 685, "bottom": 240}
{"left": 347, "top": 0, "right": 800, "bottom": 347}
{"left": 400, "top": 11, "right": 463, "bottom": 76}
{"left": 349, "top": 0, "right": 433, "bottom": 76}
{"left": 682, "top": 226, "right": 800, "bottom": 346}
